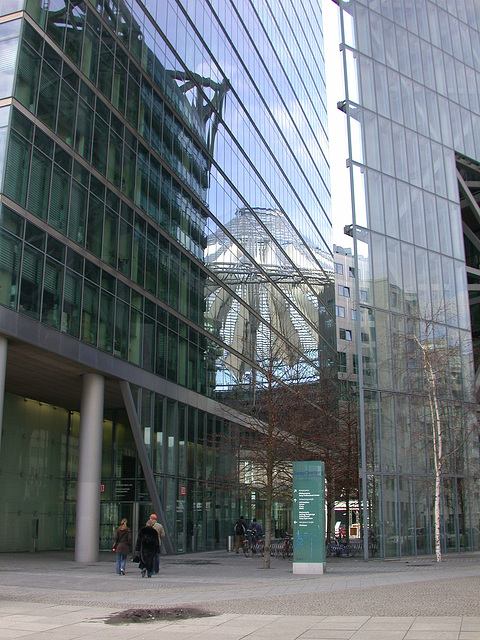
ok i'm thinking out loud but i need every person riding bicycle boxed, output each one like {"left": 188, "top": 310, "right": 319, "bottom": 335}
{"left": 249, "top": 518, "right": 262, "bottom": 543}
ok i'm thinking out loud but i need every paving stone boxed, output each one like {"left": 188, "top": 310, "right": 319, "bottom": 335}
{"left": 0, "top": 551, "right": 479, "bottom": 639}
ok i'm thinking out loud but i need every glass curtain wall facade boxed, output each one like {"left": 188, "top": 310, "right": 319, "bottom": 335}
{"left": 338, "top": 0, "right": 480, "bottom": 556}
{"left": 0, "top": 0, "right": 334, "bottom": 552}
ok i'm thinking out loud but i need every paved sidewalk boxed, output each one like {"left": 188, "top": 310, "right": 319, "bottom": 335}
{"left": 0, "top": 550, "right": 480, "bottom": 638}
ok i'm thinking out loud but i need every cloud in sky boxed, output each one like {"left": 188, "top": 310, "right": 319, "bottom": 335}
{"left": 323, "top": 0, "right": 353, "bottom": 249}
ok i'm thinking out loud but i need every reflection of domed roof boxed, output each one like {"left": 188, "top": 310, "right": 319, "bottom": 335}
{"left": 205, "top": 207, "right": 325, "bottom": 381}
{"left": 218, "top": 207, "right": 305, "bottom": 243}
{"left": 205, "top": 208, "right": 326, "bottom": 279}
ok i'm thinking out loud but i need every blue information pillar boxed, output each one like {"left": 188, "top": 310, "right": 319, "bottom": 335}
{"left": 292, "top": 460, "right": 326, "bottom": 574}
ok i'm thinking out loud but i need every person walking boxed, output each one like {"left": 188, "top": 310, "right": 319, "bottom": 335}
{"left": 112, "top": 518, "right": 132, "bottom": 576}
{"left": 234, "top": 515, "right": 246, "bottom": 553}
{"left": 135, "top": 519, "right": 160, "bottom": 578}
{"left": 149, "top": 513, "right": 165, "bottom": 574}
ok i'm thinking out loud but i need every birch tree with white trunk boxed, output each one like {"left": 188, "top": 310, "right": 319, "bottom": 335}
{"left": 404, "top": 311, "right": 476, "bottom": 563}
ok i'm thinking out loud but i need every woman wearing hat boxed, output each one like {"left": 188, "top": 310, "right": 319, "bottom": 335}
{"left": 135, "top": 519, "right": 159, "bottom": 578}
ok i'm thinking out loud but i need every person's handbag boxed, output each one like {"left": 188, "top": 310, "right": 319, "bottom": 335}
{"left": 131, "top": 553, "right": 140, "bottom": 563}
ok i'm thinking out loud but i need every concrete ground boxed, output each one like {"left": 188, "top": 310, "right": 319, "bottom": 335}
{"left": 0, "top": 549, "right": 480, "bottom": 639}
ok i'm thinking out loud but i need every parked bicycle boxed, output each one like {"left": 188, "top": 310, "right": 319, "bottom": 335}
{"left": 333, "top": 537, "right": 378, "bottom": 557}
{"left": 281, "top": 532, "right": 293, "bottom": 558}
{"left": 242, "top": 529, "right": 264, "bottom": 557}
{"left": 368, "top": 539, "right": 378, "bottom": 557}
{"left": 325, "top": 537, "right": 356, "bottom": 558}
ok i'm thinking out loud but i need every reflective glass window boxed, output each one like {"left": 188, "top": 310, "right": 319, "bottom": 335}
{"left": 19, "top": 244, "right": 43, "bottom": 318}
{"left": 81, "top": 280, "right": 99, "bottom": 345}
{"left": 15, "top": 40, "right": 41, "bottom": 110}
{"left": 86, "top": 194, "right": 103, "bottom": 257}
{"left": 41, "top": 256, "right": 63, "bottom": 328}
{"left": 114, "top": 298, "right": 129, "bottom": 358}
{"left": 63, "top": 268, "right": 81, "bottom": 337}
{"left": 4, "top": 130, "right": 30, "bottom": 206}
{"left": 0, "top": 229, "right": 20, "bottom": 309}
{"left": 99, "top": 289, "right": 114, "bottom": 352}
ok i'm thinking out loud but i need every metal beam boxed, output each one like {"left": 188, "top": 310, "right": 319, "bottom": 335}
{"left": 466, "top": 267, "right": 480, "bottom": 279}
{"left": 119, "top": 380, "right": 174, "bottom": 554}
{"left": 458, "top": 170, "right": 480, "bottom": 227}
{"left": 463, "top": 222, "right": 480, "bottom": 255}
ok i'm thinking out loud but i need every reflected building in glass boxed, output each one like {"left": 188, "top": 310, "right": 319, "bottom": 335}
{"left": 205, "top": 207, "right": 332, "bottom": 389}
{"left": 0, "top": 0, "right": 334, "bottom": 555}
{"left": 337, "top": 0, "right": 480, "bottom": 556}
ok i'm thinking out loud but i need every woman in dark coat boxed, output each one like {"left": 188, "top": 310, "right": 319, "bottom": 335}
{"left": 135, "top": 519, "right": 160, "bottom": 578}
{"left": 113, "top": 518, "right": 132, "bottom": 575}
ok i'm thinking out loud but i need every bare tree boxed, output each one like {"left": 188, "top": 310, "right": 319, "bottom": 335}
{"left": 294, "top": 372, "right": 360, "bottom": 542}
{"left": 244, "top": 370, "right": 360, "bottom": 564}
{"left": 397, "top": 309, "right": 477, "bottom": 562}
{"left": 218, "top": 333, "right": 349, "bottom": 568}
{"left": 229, "top": 351, "right": 316, "bottom": 567}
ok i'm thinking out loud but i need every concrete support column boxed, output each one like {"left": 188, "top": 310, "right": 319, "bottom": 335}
{"left": 75, "top": 373, "right": 104, "bottom": 563}
{"left": 0, "top": 337, "right": 7, "bottom": 459}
